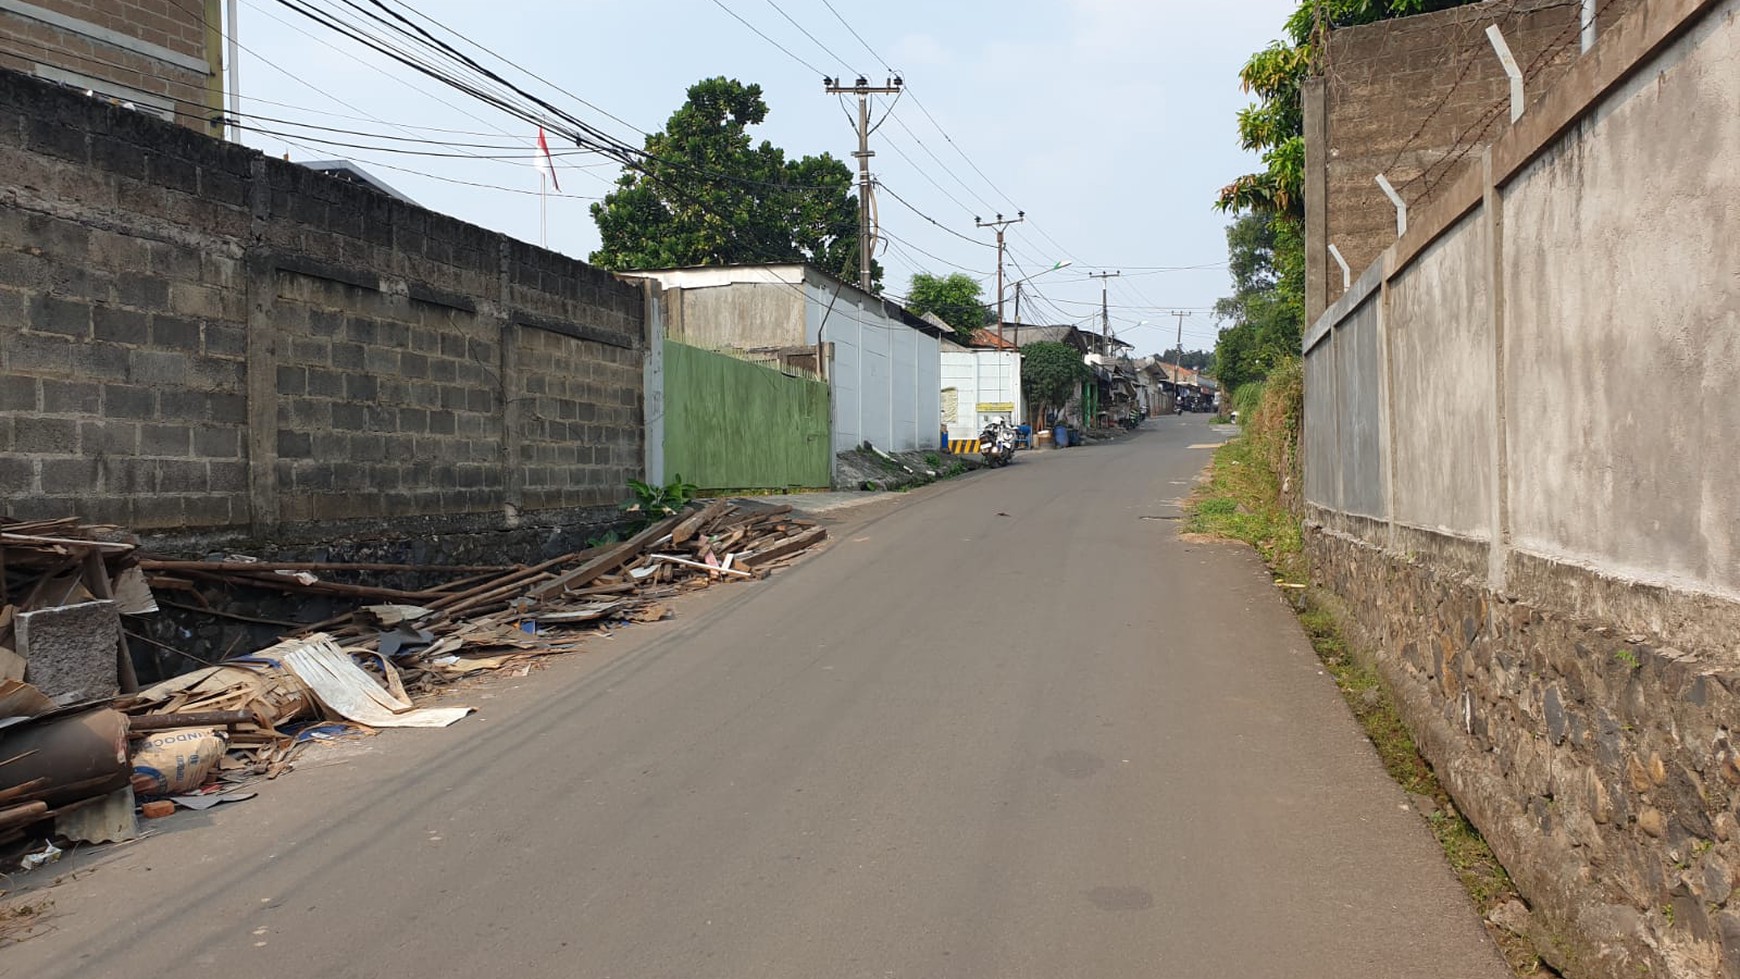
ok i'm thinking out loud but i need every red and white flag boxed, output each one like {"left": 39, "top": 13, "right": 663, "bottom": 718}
{"left": 534, "top": 127, "right": 560, "bottom": 192}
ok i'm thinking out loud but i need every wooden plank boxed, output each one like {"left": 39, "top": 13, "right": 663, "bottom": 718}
{"left": 670, "top": 501, "right": 731, "bottom": 545}
{"left": 0, "top": 534, "right": 134, "bottom": 553}
{"left": 141, "top": 560, "right": 517, "bottom": 574}
{"left": 738, "top": 527, "right": 827, "bottom": 569}
{"left": 526, "top": 513, "right": 686, "bottom": 601}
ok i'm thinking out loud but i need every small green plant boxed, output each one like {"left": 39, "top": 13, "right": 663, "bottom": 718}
{"left": 925, "top": 452, "right": 942, "bottom": 467}
{"left": 624, "top": 474, "right": 699, "bottom": 525}
{"left": 1615, "top": 648, "right": 1641, "bottom": 671}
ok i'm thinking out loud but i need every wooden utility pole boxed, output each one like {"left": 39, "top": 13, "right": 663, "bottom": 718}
{"left": 1089, "top": 271, "right": 1121, "bottom": 354}
{"left": 824, "top": 76, "right": 902, "bottom": 292}
{"left": 976, "top": 212, "right": 1024, "bottom": 343}
{"left": 1169, "top": 309, "right": 1193, "bottom": 411}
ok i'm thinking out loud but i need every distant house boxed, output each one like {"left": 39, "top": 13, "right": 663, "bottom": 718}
{"left": 966, "top": 328, "right": 1019, "bottom": 351}
{"left": 627, "top": 264, "right": 945, "bottom": 456}
{"left": 298, "top": 159, "right": 420, "bottom": 206}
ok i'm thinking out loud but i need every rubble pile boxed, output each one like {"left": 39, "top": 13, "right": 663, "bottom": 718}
{"left": 0, "top": 502, "right": 826, "bottom": 860}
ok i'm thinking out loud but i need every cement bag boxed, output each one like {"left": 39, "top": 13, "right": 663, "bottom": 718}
{"left": 131, "top": 727, "right": 227, "bottom": 796}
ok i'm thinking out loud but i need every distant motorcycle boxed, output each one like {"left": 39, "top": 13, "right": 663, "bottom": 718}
{"left": 979, "top": 419, "right": 1016, "bottom": 468}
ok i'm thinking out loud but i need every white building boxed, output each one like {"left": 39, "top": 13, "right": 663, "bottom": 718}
{"left": 940, "top": 338, "right": 1023, "bottom": 444}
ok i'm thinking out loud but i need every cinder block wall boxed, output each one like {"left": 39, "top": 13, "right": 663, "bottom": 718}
{"left": 0, "top": 68, "right": 645, "bottom": 533}
{"left": 1305, "top": 0, "right": 1644, "bottom": 321}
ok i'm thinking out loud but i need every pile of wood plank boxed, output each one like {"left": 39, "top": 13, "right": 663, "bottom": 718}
{"left": 0, "top": 502, "right": 828, "bottom": 852}
{"left": 283, "top": 501, "right": 828, "bottom": 682}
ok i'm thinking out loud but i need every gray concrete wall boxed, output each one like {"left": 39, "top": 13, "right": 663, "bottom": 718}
{"left": 1503, "top": 3, "right": 1740, "bottom": 595}
{"left": 1333, "top": 295, "right": 1385, "bottom": 520}
{"left": 663, "top": 280, "right": 805, "bottom": 352}
{"left": 1301, "top": 2, "right": 1740, "bottom": 975}
{"left": 1387, "top": 211, "right": 1494, "bottom": 539}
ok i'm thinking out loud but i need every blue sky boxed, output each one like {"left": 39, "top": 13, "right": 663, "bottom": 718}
{"left": 231, "top": 0, "right": 1295, "bottom": 355}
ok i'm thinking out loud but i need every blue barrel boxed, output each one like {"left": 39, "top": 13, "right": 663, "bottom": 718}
{"left": 1054, "top": 425, "right": 1070, "bottom": 448}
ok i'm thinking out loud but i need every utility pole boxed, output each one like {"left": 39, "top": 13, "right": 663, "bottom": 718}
{"left": 1089, "top": 271, "right": 1121, "bottom": 355}
{"left": 1012, "top": 281, "right": 1022, "bottom": 348}
{"left": 1168, "top": 310, "right": 1193, "bottom": 413}
{"left": 975, "top": 213, "right": 1024, "bottom": 344}
{"left": 824, "top": 76, "right": 902, "bottom": 292}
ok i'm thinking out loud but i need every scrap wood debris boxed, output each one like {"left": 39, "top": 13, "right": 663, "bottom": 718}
{"left": 0, "top": 502, "right": 826, "bottom": 856}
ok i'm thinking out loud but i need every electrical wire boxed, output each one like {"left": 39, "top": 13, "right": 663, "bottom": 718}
{"left": 707, "top": 0, "right": 827, "bottom": 76}
{"left": 236, "top": 0, "right": 605, "bottom": 167}
{"left": 879, "top": 230, "right": 990, "bottom": 276}
{"left": 876, "top": 182, "right": 994, "bottom": 248}
{"left": 763, "top": 0, "right": 859, "bottom": 74}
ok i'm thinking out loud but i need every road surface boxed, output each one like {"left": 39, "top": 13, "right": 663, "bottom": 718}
{"left": 5, "top": 416, "right": 1508, "bottom": 979}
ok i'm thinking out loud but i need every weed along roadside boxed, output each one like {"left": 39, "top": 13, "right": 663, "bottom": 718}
{"left": 1185, "top": 361, "right": 1546, "bottom": 977}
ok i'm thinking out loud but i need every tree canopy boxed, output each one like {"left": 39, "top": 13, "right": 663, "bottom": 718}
{"left": 1212, "top": 210, "right": 1305, "bottom": 392}
{"left": 1020, "top": 341, "right": 1089, "bottom": 423}
{"left": 590, "top": 77, "right": 877, "bottom": 287}
{"left": 1159, "top": 348, "right": 1215, "bottom": 373}
{"left": 1212, "top": 1, "right": 1480, "bottom": 392}
{"left": 904, "top": 272, "right": 989, "bottom": 339}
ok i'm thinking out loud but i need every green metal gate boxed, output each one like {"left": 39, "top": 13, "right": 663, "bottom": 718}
{"left": 662, "top": 341, "right": 831, "bottom": 490}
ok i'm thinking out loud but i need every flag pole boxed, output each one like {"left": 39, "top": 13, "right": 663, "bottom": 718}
{"left": 540, "top": 170, "right": 547, "bottom": 248}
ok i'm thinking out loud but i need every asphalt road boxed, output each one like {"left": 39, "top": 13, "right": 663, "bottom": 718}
{"left": 5, "top": 415, "right": 1508, "bottom": 979}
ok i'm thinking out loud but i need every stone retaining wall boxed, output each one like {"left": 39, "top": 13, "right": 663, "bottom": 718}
{"left": 1311, "top": 522, "right": 1740, "bottom": 977}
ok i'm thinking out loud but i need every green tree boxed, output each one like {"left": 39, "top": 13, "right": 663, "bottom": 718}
{"left": 1020, "top": 341, "right": 1090, "bottom": 425}
{"left": 1213, "top": 210, "right": 1305, "bottom": 392}
{"left": 590, "top": 77, "right": 877, "bottom": 287}
{"left": 1159, "top": 348, "right": 1215, "bottom": 372}
{"left": 904, "top": 272, "right": 988, "bottom": 339}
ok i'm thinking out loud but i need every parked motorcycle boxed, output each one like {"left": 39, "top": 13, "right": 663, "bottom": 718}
{"left": 979, "top": 419, "right": 1017, "bottom": 468}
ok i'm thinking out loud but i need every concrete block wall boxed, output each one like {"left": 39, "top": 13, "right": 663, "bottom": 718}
{"left": 0, "top": 66, "right": 645, "bottom": 534}
{"left": 1301, "top": 1, "right": 1740, "bottom": 975}
{"left": 1305, "top": 0, "right": 1644, "bottom": 321}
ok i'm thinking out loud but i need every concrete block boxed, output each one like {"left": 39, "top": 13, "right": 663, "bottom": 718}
{"left": 93, "top": 305, "right": 149, "bottom": 343}
{"left": 16, "top": 600, "right": 121, "bottom": 702}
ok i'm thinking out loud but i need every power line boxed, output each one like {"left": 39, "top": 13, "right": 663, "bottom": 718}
{"left": 707, "top": 0, "right": 826, "bottom": 76}
{"left": 880, "top": 229, "right": 989, "bottom": 276}
{"left": 236, "top": 0, "right": 573, "bottom": 152}
{"left": 763, "top": 0, "right": 858, "bottom": 74}
{"left": 877, "top": 182, "right": 994, "bottom": 248}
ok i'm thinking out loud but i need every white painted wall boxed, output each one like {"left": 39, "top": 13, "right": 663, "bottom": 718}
{"left": 807, "top": 277, "right": 941, "bottom": 454}
{"left": 940, "top": 349, "right": 1023, "bottom": 439}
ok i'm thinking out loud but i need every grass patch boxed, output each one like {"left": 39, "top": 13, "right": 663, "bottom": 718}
{"left": 1186, "top": 366, "right": 1543, "bottom": 977}
{"left": 1184, "top": 433, "right": 1305, "bottom": 584}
